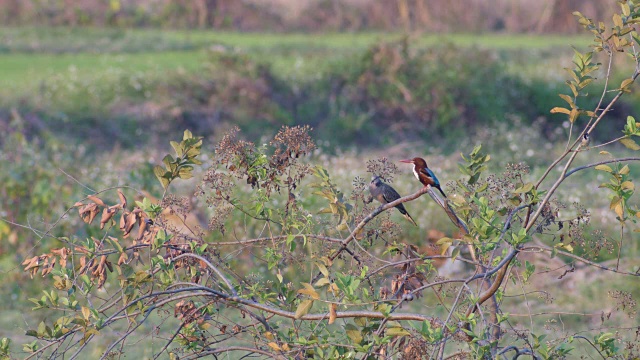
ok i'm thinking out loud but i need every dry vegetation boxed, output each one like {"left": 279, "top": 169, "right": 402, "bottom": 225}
{"left": 0, "top": 0, "right": 618, "bottom": 33}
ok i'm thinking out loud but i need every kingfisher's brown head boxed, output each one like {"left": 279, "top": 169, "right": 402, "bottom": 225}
{"left": 399, "top": 157, "right": 428, "bottom": 169}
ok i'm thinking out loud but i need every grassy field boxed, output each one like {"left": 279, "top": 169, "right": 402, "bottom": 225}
{"left": 0, "top": 27, "right": 592, "bottom": 101}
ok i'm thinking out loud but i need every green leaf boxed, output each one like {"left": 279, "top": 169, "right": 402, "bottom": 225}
{"left": 523, "top": 261, "right": 535, "bottom": 283}
{"left": 513, "top": 182, "right": 534, "bottom": 194}
{"left": 450, "top": 247, "right": 460, "bottom": 262}
{"left": 170, "top": 141, "right": 183, "bottom": 157}
{"left": 154, "top": 166, "right": 170, "bottom": 189}
{"left": 386, "top": 327, "right": 411, "bottom": 337}
{"left": 294, "top": 299, "right": 314, "bottom": 319}
{"left": 178, "top": 167, "right": 194, "bottom": 179}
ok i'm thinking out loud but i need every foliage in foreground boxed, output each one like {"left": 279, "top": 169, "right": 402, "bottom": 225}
{"left": 5, "top": 2, "right": 640, "bottom": 359}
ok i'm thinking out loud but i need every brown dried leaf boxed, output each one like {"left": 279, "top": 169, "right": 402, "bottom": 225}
{"left": 124, "top": 212, "right": 137, "bottom": 236}
{"left": 98, "top": 272, "right": 106, "bottom": 288}
{"left": 22, "top": 256, "right": 39, "bottom": 271}
{"left": 100, "top": 207, "right": 117, "bottom": 229}
{"left": 137, "top": 217, "right": 148, "bottom": 240}
{"left": 93, "top": 256, "right": 106, "bottom": 277}
{"left": 87, "top": 195, "right": 106, "bottom": 207}
{"left": 117, "top": 189, "right": 127, "bottom": 209}
{"left": 329, "top": 303, "right": 337, "bottom": 325}
{"left": 51, "top": 248, "right": 70, "bottom": 268}
{"left": 80, "top": 203, "right": 100, "bottom": 225}
{"left": 118, "top": 251, "right": 129, "bottom": 265}
{"left": 120, "top": 211, "right": 128, "bottom": 231}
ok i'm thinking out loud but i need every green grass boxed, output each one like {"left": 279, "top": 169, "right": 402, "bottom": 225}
{"left": 0, "top": 51, "right": 208, "bottom": 94}
{"left": 0, "top": 27, "right": 591, "bottom": 101}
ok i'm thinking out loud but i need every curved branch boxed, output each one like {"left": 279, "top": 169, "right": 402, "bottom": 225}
{"left": 521, "top": 245, "right": 639, "bottom": 276}
{"left": 211, "top": 234, "right": 343, "bottom": 246}
{"left": 564, "top": 157, "right": 640, "bottom": 178}
{"left": 172, "top": 253, "right": 237, "bottom": 296}
{"left": 181, "top": 346, "right": 286, "bottom": 360}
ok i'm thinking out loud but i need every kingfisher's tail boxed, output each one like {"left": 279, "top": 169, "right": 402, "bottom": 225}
{"left": 435, "top": 185, "right": 447, "bottom": 198}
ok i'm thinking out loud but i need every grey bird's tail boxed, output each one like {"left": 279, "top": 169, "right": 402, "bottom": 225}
{"left": 396, "top": 204, "right": 417, "bottom": 226}
{"left": 403, "top": 212, "right": 418, "bottom": 226}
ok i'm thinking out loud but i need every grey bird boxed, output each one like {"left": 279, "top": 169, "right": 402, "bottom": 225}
{"left": 369, "top": 176, "right": 417, "bottom": 226}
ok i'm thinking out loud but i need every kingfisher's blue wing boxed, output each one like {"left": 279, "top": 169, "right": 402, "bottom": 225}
{"left": 418, "top": 167, "right": 441, "bottom": 187}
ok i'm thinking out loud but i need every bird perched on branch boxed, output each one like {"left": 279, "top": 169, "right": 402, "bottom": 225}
{"left": 369, "top": 176, "right": 417, "bottom": 226}
{"left": 399, "top": 157, "right": 447, "bottom": 198}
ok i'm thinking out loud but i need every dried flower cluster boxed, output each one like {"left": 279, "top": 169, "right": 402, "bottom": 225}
{"left": 200, "top": 125, "right": 316, "bottom": 233}
{"left": 366, "top": 157, "right": 399, "bottom": 182}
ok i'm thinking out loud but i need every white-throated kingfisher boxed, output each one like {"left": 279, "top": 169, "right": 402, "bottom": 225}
{"left": 369, "top": 176, "right": 417, "bottom": 226}
{"left": 399, "top": 157, "right": 447, "bottom": 198}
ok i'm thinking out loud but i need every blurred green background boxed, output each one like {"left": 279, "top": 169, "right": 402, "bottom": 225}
{"left": 1, "top": 0, "right": 639, "bottom": 357}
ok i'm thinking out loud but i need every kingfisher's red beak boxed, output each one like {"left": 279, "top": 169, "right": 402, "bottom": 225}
{"left": 399, "top": 159, "right": 413, "bottom": 164}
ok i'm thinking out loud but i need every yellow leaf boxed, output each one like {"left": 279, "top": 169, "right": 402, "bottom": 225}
{"left": 320, "top": 256, "right": 333, "bottom": 267}
{"left": 610, "top": 196, "right": 621, "bottom": 209}
{"left": 329, "top": 283, "right": 339, "bottom": 296}
{"left": 329, "top": 303, "right": 337, "bottom": 325}
{"left": 267, "top": 342, "right": 281, "bottom": 351}
{"left": 620, "top": 164, "right": 630, "bottom": 175}
{"left": 558, "top": 94, "right": 574, "bottom": 106}
{"left": 550, "top": 107, "right": 571, "bottom": 115}
{"left": 298, "top": 283, "right": 320, "bottom": 300}
{"left": 315, "top": 277, "right": 331, "bottom": 287}
{"left": 622, "top": 2, "right": 631, "bottom": 16}
{"left": 81, "top": 306, "right": 91, "bottom": 320}
{"left": 613, "top": 13, "right": 623, "bottom": 28}
{"left": 264, "top": 331, "right": 274, "bottom": 340}
{"left": 316, "top": 263, "right": 329, "bottom": 277}
{"left": 595, "top": 164, "right": 613, "bottom": 173}
{"left": 615, "top": 203, "right": 624, "bottom": 219}
{"left": 620, "top": 138, "right": 640, "bottom": 151}
{"left": 294, "top": 299, "right": 314, "bottom": 319}
{"left": 621, "top": 78, "right": 634, "bottom": 90}
{"left": 621, "top": 181, "right": 635, "bottom": 191}
{"left": 569, "top": 108, "right": 579, "bottom": 123}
